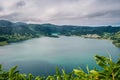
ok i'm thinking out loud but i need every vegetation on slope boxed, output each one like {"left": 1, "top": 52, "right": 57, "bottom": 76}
{"left": 111, "top": 31, "right": 120, "bottom": 47}
{"left": 0, "top": 20, "right": 120, "bottom": 47}
{"left": 0, "top": 55, "right": 120, "bottom": 80}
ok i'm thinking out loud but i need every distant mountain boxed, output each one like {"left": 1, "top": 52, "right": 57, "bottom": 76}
{"left": 0, "top": 20, "right": 120, "bottom": 36}
{"left": 14, "top": 22, "right": 27, "bottom": 26}
{"left": 0, "top": 20, "right": 35, "bottom": 35}
{"left": 0, "top": 20, "right": 120, "bottom": 46}
{"left": 0, "top": 20, "right": 12, "bottom": 27}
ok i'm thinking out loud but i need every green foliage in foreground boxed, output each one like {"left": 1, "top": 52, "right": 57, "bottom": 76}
{"left": 0, "top": 55, "right": 120, "bottom": 80}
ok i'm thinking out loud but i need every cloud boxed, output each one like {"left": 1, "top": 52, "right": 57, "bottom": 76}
{"left": 84, "top": 9, "right": 120, "bottom": 18}
{"left": 15, "top": 1, "right": 26, "bottom": 7}
{"left": 0, "top": 13, "right": 20, "bottom": 19}
{"left": 0, "top": 0, "right": 120, "bottom": 25}
{"left": 0, "top": 6, "right": 4, "bottom": 12}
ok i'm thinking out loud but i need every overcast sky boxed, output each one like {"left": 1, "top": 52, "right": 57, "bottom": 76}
{"left": 0, "top": 0, "right": 120, "bottom": 25}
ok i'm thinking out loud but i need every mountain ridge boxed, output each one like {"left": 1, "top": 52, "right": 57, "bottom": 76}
{"left": 0, "top": 20, "right": 120, "bottom": 46}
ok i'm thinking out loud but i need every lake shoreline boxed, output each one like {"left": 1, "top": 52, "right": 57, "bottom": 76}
{"left": 0, "top": 35, "right": 115, "bottom": 47}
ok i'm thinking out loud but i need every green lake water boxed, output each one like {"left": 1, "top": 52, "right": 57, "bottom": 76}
{"left": 0, "top": 36, "right": 120, "bottom": 76}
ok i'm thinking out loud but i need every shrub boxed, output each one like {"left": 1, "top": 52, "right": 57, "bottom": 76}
{"left": 0, "top": 55, "right": 120, "bottom": 80}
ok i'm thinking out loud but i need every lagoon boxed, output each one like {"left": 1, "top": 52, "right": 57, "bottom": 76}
{"left": 0, "top": 36, "right": 120, "bottom": 76}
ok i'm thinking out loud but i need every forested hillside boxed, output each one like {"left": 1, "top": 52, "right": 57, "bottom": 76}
{"left": 0, "top": 20, "right": 120, "bottom": 46}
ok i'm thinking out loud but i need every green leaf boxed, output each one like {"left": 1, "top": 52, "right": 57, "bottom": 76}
{"left": 28, "top": 73, "right": 34, "bottom": 80}
{"left": 9, "top": 66, "right": 18, "bottom": 78}
{"left": 0, "top": 64, "right": 2, "bottom": 72}
{"left": 86, "top": 65, "right": 90, "bottom": 74}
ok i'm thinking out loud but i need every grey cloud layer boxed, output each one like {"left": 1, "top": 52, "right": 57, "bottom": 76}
{"left": 0, "top": 6, "right": 3, "bottom": 11}
{"left": 15, "top": 1, "right": 26, "bottom": 7}
{"left": 0, "top": 0, "right": 120, "bottom": 25}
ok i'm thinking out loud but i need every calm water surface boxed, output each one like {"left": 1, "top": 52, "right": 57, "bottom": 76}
{"left": 0, "top": 36, "right": 120, "bottom": 76}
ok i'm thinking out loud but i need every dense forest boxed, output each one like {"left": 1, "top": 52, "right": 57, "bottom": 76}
{"left": 0, "top": 20, "right": 120, "bottom": 46}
